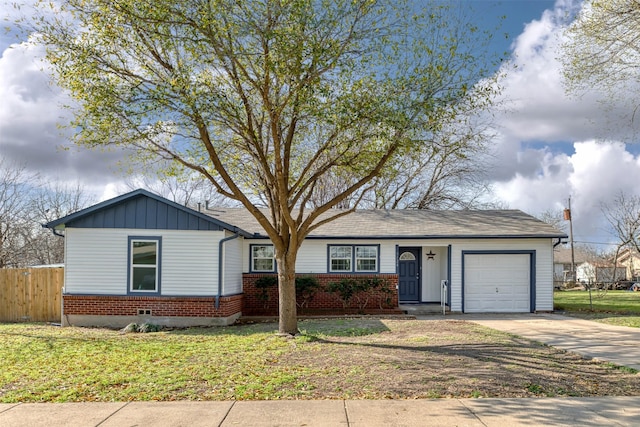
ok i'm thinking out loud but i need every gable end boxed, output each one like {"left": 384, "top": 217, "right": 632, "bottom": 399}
{"left": 66, "top": 195, "right": 224, "bottom": 230}
{"left": 46, "top": 189, "right": 248, "bottom": 233}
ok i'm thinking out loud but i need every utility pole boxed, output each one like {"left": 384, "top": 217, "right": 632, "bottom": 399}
{"left": 564, "top": 196, "right": 575, "bottom": 282}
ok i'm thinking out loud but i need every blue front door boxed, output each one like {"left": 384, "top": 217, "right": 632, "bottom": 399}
{"left": 398, "top": 247, "right": 420, "bottom": 302}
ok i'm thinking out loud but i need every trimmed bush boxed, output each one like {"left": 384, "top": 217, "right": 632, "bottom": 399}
{"left": 295, "top": 276, "right": 321, "bottom": 309}
{"left": 254, "top": 275, "right": 278, "bottom": 308}
{"left": 326, "top": 277, "right": 391, "bottom": 311}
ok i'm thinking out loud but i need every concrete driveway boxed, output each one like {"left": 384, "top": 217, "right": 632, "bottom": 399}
{"left": 458, "top": 313, "right": 640, "bottom": 371}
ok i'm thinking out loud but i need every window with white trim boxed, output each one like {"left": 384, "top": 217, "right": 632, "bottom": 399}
{"left": 329, "top": 245, "right": 378, "bottom": 273}
{"left": 130, "top": 238, "right": 160, "bottom": 292}
{"left": 356, "top": 246, "right": 377, "bottom": 272}
{"left": 329, "top": 246, "right": 352, "bottom": 272}
{"left": 251, "top": 244, "right": 275, "bottom": 272}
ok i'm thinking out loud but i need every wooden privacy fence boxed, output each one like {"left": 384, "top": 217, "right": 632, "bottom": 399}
{"left": 0, "top": 268, "right": 64, "bottom": 322}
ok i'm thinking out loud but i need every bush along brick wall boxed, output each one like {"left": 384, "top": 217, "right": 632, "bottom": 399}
{"left": 242, "top": 273, "right": 400, "bottom": 316}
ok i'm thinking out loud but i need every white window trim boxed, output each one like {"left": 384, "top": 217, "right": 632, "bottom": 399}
{"left": 329, "top": 245, "right": 379, "bottom": 273}
{"left": 251, "top": 244, "right": 276, "bottom": 272}
{"left": 129, "top": 237, "right": 160, "bottom": 294}
{"left": 355, "top": 246, "right": 378, "bottom": 272}
{"left": 329, "top": 245, "right": 353, "bottom": 272}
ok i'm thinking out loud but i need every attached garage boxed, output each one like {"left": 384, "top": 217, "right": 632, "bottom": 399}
{"left": 462, "top": 251, "right": 534, "bottom": 313}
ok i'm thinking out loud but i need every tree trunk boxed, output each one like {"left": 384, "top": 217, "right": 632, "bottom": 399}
{"left": 276, "top": 250, "right": 299, "bottom": 335}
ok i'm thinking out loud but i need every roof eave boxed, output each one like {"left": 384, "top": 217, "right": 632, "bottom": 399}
{"left": 247, "top": 233, "right": 568, "bottom": 240}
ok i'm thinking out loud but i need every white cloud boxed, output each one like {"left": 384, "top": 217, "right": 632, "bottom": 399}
{"left": 496, "top": 1, "right": 598, "bottom": 142}
{"left": 491, "top": 0, "right": 640, "bottom": 145}
{"left": 568, "top": 140, "right": 640, "bottom": 212}
{"left": 0, "top": 38, "right": 128, "bottom": 197}
{"left": 485, "top": 0, "right": 640, "bottom": 247}
{"left": 493, "top": 141, "right": 640, "bottom": 246}
{"left": 493, "top": 148, "right": 572, "bottom": 212}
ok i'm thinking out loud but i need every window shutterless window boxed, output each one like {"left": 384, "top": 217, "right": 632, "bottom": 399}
{"left": 129, "top": 237, "right": 161, "bottom": 293}
{"left": 329, "top": 245, "right": 378, "bottom": 273}
{"left": 251, "top": 244, "right": 275, "bottom": 272}
{"left": 329, "top": 246, "right": 352, "bottom": 272}
{"left": 355, "top": 246, "right": 377, "bottom": 272}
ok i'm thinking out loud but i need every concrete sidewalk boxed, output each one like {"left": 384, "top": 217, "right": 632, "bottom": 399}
{"left": 1, "top": 397, "right": 640, "bottom": 426}
{"left": 461, "top": 313, "right": 640, "bottom": 371}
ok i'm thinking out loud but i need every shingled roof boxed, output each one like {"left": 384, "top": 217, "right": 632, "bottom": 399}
{"left": 553, "top": 246, "right": 593, "bottom": 264}
{"left": 207, "top": 208, "right": 567, "bottom": 239}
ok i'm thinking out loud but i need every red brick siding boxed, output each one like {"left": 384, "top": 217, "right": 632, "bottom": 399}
{"left": 242, "top": 273, "right": 399, "bottom": 316}
{"left": 62, "top": 273, "right": 401, "bottom": 320}
{"left": 63, "top": 294, "right": 243, "bottom": 318}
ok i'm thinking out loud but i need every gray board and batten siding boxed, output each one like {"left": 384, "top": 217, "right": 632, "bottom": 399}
{"left": 45, "top": 189, "right": 248, "bottom": 233}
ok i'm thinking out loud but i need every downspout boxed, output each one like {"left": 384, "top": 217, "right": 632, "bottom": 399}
{"left": 553, "top": 238, "right": 563, "bottom": 248}
{"left": 216, "top": 231, "right": 241, "bottom": 309}
{"left": 42, "top": 223, "right": 65, "bottom": 238}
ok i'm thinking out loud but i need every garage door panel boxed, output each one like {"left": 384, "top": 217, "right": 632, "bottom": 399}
{"left": 464, "top": 254, "right": 531, "bottom": 313}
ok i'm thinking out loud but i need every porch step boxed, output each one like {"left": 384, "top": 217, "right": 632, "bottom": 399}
{"left": 399, "top": 303, "right": 447, "bottom": 315}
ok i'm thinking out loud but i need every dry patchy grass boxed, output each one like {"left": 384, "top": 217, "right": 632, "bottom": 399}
{"left": 1, "top": 318, "right": 638, "bottom": 402}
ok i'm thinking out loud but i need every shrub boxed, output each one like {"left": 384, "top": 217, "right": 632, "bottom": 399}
{"left": 120, "top": 322, "right": 162, "bottom": 334}
{"left": 295, "top": 276, "right": 321, "bottom": 309}
{"left": 137, "top": 323, "right": 162, "bottom": 333}
{"left": 326, "top": 277, "right": 391, "bottom": 311}
{"left": 254, "top": 275, "right": 277, "bottom": 308}
{"left": 120, "top": 323, "right": 139, "bottom": 334}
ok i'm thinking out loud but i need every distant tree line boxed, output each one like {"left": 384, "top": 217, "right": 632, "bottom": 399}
{"left": 0, "top": 159, "right": 94, "bottom": 268}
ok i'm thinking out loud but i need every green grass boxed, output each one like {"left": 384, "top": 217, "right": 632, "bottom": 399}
{"left": 554, "top": 290, "right": 640, "bottom": 313}
{"left": 298, "top": 318, "right": 389, "bottom": 337}
{"left": 3, "top": 318, "right": 639, "bottom": 402}
{"left": 554, "top": 290, "right": 640, "bottom": 327}
{"left": 0, "top": 319, "right": 391, "bottom": 403}
{"left": 0, "top": 322, "right": 301, "bottom": 402}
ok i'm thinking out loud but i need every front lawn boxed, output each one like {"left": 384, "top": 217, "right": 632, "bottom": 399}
{"left": 554, "top": 290, "right": 640, "bottom": 327}
{"left": 1, "top": 319, "right": 639, "bottom": 402}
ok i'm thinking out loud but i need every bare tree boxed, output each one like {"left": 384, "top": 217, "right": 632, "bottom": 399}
{"left": 123, "top": 164, "right": 235, "bottom": 209}
{"left": 29, "top": 181, "right": 95, "bottom": 265}
{"left": 0, "top": 160, "right": 37, "bottom": 268}
{"left": 0, "top": 159, "right": 94, "bottom": 267}
{"left": 602, "top": 192, "right": 640, "bottom": 252}
{"left": 370, "top": 120, "right": 494, "bottom": 210}
{"left": 308, "top": 94, "right": 499, "bottom": 210}
{"left": 538, "top": 208, "right": 568, "bottom": 234}
{"left": 601, "top": 191, "right": 640, "bottom": 282}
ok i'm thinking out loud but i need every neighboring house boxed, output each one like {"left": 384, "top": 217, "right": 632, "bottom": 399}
{"left": 575, "top": 261, "right": 627, "bottom": 284}
{"left": 617, "top": 248, "right": 640, "bottom": 282}
{"left": 552, "top": 246, "right": 591, "bottom": 282}
{"left": 45, "top": 189, "right": 566, "bottom": 327}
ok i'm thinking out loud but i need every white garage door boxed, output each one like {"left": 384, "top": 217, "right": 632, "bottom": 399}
{"left": 464, "top": 254, "right": 530, "bottom": 313}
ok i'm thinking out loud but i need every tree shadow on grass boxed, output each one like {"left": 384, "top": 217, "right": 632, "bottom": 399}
{"left": 304, "top": 333, "right": 640, "bottom": 397}
{"left": 165, "top": 317, "right": 392, "bottom": 337}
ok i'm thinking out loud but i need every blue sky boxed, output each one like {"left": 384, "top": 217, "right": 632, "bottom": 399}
{"left": 478, "top": 0, "right": 557, "bottom": 47}
{"left": 0, "top": 1, "right": 556, "bottom": 53}
{"left": 2, "top": 0, "right": 640, "bottom": 248}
